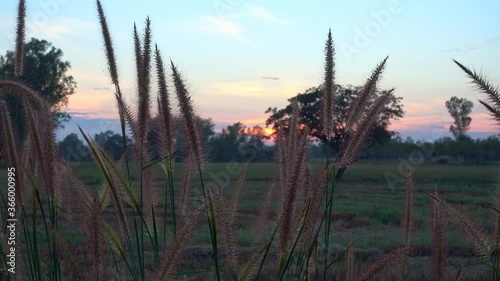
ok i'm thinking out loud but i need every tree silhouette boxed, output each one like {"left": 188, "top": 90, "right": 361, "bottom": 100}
{"left": 265, "top": 85, "right": 404, "bottom": 153}
{"left": 0, "top": 38, "right": 76, "bottom": 138}
{"left": 445, "top": 96, "right": 473, "bottom": 139}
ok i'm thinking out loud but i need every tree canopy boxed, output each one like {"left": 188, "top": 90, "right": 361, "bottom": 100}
{"left": 265, "top": 84, "right": 404, "bottom": 152}
{"left": 445, "top": 96, "right": 473, "bottom": 139}
{"left": 58, "top": 133, "right": 90, "bottom": 162}
{"left": 208, "top": 122, "right": 273, "bottom": 162}
{"left": 0, "top": 38, "right": 76, "bottom": 134}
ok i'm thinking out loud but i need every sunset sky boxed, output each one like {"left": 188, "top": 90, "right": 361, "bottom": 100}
{"left": 1, "top": 0, "right": 499, "bottom": 140}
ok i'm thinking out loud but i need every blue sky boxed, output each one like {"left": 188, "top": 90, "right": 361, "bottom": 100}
{"left": 1, "top": 0, "right": 499, "bottom": 141}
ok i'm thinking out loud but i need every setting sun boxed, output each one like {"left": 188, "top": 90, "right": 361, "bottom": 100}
{"left": 264, "top": 127, "right": 275, "bottom": 136}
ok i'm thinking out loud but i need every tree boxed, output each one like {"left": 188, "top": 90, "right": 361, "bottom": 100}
{"left": 209, "top": 122, "right": 272, "bottom": 162}
{"left": 58, "top": 133, "right": 90, "bottom": 162}
{"left": 148, "top": 115, "right": 215, "bottom": 161}
{"left": 265, "top": 84, "right": 404, "bottom": 152}
{"left": 0, "top": 38, "right": 77, "bottom": 136}
{"left": 94, "top": 130, "right": 132, "bottom": 160}
{"left": 445, "top": 96, "right": 473, "bottom": 139}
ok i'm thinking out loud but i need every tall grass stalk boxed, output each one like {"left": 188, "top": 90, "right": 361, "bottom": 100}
{"left": 171, "top": 61, "right": 222, "bottom": 280}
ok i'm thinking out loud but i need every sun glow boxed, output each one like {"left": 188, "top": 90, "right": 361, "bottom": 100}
{"left": 264, "top": 127, "right": 275, "bottom": 136}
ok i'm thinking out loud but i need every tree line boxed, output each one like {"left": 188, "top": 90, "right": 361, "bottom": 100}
{"left": 2, "top": 38, "right": 498, "bottom": 165}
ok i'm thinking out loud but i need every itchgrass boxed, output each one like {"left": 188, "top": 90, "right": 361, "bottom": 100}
{"left": 453, "top": 59, "right": 500, "bottom": 125}
{"left": 14, "top": 0, "right": 25, "bottom": 77}
{"left": 432, "top": 189, "right": 446, "bottom": 281}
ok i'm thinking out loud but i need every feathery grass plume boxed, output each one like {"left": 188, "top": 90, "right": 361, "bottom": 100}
{"left": 105, "top": 153, "right": 140, "bottom": 213}
{"left": 432, "top": 190, "right": 446, "bottom": 281}
{"left": 53, "top": 162, "right": 68, "bottom": 216}
{"left": 322, "top": 29, "right": 335, "bottom": 136}
{"left": 92, "top": 145, "right": 140, "bottom": 214}
{"left": 95, "top": 0, "right": 134, "bottom": 183}
{"left": 0, "top": 101, "right": 20, "bottom": 187}
{"left": 300, "top": 164, "right": 311, "bottom": 202}
{"left": 276, "top": 125, "right": 287, "bottom": 191}
{"left": 154, "top": 205, "right": 203, "bottom": 281}
{"left": 298, "top": 167, "right": 327, "bottom": 251}
{"left": 0, "top": 79, "right": 45, "bottom": 105}
{"left": 357, "top": 247, "right": 409, "bottom": 281}
{"left": 142, "top": 17, "right": 152, "bottom": 93}
{"left": 133, "top": 24, "right": 143, "bottom": 89}
{"left": 142, "top": 166, "right": 156, "bottom": 226}
{"left": 115, "top": 92, "right": 139, "bottom": 141}
{"left": 170, "top": 61, "right": 204, "bottom": 169}
{"left": 23, "top": 97, "right": 56, "bottom": 197}
{"left": 80, "top": 127, "right": 130, "bottom": 236}
{"left": 339, "top": 91, "right": 391, "bottom": 168}
{"left": 206, "top": 186, "right": 218, "bottom": 239}
{"left": 215, "top": 165, "right": 248, "bottom": 273}
{"left": 495, "top": 180, "right": 500, "bottom": 251}
{"left": 277, "top": 200, "right": 311, "bottom": 280}
{"left": 133, "top": 23, "right": 146, "bottom": 142}
{"left": 399, "top": 169, "right": 414, "bottom": 280}
{"left": 51, "top": 225, "right": 85, "bottom": 281}
{"left": 345, "top": 57, "right": 388, "bottom": 132}
{"left": 103, "top": 221, "right": 126, "bottom": 261}
{"left": 0, "top": 98, "right": 25, "bottom": 217}
{"left": 155, "top": 45, "right": 173, "bottom": 155}
{"left": 428, "top": 192, "right": 492, "bottom": 259}
{"left": 14, "top": 0, "right": 26, "bottom": 77}
{"left": 23, "top": 98, "right": 44, "bottom": 165}
{"left": 278, "top": 128, "right": 310, "bottom": 255}
{"left": 230, "top": 163, "right": 247, "bottom": 222}
{"left": 345, "top": 233, "right": 355, "bottom": 281}
{"left": 453, "top": 59, "right": 500, "bottom": 124}
{"left": 492, "top": 179, "right": 500, "bottom": 281}
{"left": 84, "top": 199, "right": 105, "bottom": 281}
{"left": 0, "top": 79, "right": 48, "bottom": 202}
{"left": 254, "top": 180, "right": 275, "bottom": 242}
{"left": 64, "top": 164, "right": 94, "bottom": 211}
{"left": 137, "top": 18, "right": 152, "bottom": 142}
{"left": 401, "top": 169, "right": 414, "bottom": 247}
{"left": 172, "top": 60, "right": 219, "bottom": 277}
{"left": 215, "top": 183, "right": 238, "bottom": 274}
{"left": 39, "top": 100, "right": 57, "bottom": 196}
{"left": 96, "top": 0, "right": 119, "bottom": 87}
{"left": 41, "top": 100, "right": 57, "bottom": 197}
{"left": 306, "top": 242, "right": 319, "bottom": 281}
{"left": 156, "top": 46, "right": 175, "bottom": 242}
{"left": 288, "top": 98, "right": 300, "bottom": 158}
{"left": 179, "top": 155, "right": 193, "bottom": 216}
{"left": 237, "top": 243, "right": 268, "bottom": 281}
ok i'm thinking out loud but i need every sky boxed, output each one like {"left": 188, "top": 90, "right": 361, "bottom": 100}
{"left": 1, "top": 0, "right": 499, "bottom": 141}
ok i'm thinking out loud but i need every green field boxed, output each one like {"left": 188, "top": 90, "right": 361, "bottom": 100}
{"left": 1, "top": 160, "right": 498, "bottom": 280}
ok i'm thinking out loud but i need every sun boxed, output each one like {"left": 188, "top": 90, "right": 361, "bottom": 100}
{"left": 264, "top": 127, "right": 275, "bottom": 136}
